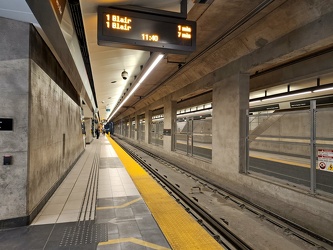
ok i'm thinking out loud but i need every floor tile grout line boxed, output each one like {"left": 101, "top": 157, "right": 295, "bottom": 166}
{"left": 89, "top": 150, "right": 99, "bottom": 220}
{"left": 78, "top": 139, "right": 100, "bottom": 222}
{"left": 34, "top": 142, "right": 92, "bottom": 225}
{"left": 80, "top": 159, "right": 93, "bottom": 221}
{"left": 55, "top": 146, "right": 93, "bottom": 223}
{"left": 41, "top": 145, "right": 93, "bottom": 248}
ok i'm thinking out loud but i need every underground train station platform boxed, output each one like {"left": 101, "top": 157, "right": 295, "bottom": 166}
{"left": 0, "top": 135, "right": 223, "bottom": 250}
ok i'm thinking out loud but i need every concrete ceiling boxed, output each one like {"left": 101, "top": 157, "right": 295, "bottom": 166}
{"left": 1, "top": 0, "right": 333, "bottom": 121}
{"left": 79, "top": 0, "right": 196, "bottom": 120}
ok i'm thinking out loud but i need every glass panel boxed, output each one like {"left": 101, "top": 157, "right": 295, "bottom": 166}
{"left": 249, "top": 111, "right": 273, "bottom": 132}
{"left": 121, "top": 120, "right": 129, "bottom": 137}
{"left": 316, "top": 107, "right": 333, "bottom": 194}
{"left": 122, "top": 120, "right": 126, "bottom": 136}
{"left": 175, "top": 119, "right": 187, "bottom": 154}
{"left": 124, "top": 119, "right": 129, "bottom": 137}
{"left": 188, "top": 119, "right": 193, "bottom": 156}
{"left": 150, "top": 121, "right": 164, "bottom": 147}
{"left": 150, "top": 122, "right": 156, "bottom": 145}
{"left": 131, "top": 118, "right": 135, "bottom": 139}
{"left": 248, "top": 109, "right": 311, "bottom": 191}
{"left": 158, "top": 121, "right": 164, "bottom": 146}
{"left": 114, "top": 122, "right": 120, "bottom": 135}
{"left": 139, "top": 119, "right": 145, "bottom": 142}
{"left": 192, "top": 117, "right": 212, "bottom": 159}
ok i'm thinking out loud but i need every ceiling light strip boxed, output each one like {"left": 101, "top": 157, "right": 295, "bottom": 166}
{"left": 313, "top": 87, "right": 333, "bottom": 92}
{"left": 263, "top": 91, "right": 312, "bottom": 101}
{"left": 108, "top": 54, "right": 164, "bottom": 121}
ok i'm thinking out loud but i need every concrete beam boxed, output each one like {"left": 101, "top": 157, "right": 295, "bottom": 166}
{"left": 250, "top": 49, "right": 333, "bottom": 91}
{"left": 26, "top": 0, "right": 95, "bottom": 111}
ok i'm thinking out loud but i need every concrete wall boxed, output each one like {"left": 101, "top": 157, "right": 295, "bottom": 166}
{"left": 28, "top": 61, "right": 83, "bottom": 214}
{"left": 27, "top": 25, "right": 84, "bottom": 215}
{"left": 0, "top": 17, "right": 30, "bottom": 222}
{"left": 0, "top": 18, "right": 84, "bottom": 226}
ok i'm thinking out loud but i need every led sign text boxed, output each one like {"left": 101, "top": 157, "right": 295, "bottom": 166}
{"left": 178, "top": 25, "right": 191, "bottom": 39}
{"left": 142, "top": 34, "right": 159, "bottom": 42}
{"left": 106, "top": 14, "right": 132, "bottom": 31}
{"left": 98, "top": 7, "right": 197, "bottom": 54}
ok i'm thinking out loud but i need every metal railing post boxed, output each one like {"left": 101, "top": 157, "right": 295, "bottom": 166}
{"left": 245, "top": 109, "right": 250, "bottom": 174}
{"left": 310, "top": 100, "right": 317, "bottom": 194}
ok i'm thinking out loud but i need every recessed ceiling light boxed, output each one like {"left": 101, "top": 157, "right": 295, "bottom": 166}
{"left": 111, "top": 80, "right": 117, "bottom": 83}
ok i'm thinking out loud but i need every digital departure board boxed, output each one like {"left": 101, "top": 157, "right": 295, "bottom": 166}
{"left": 97, "top": 7, "right": 196, "bottom": 54}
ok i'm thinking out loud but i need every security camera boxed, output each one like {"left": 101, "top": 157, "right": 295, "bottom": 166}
{"left": 121, "top": 70, "right": 128, "bottom": 80}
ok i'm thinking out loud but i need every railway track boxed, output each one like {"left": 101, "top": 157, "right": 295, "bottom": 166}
{"left": 113, "top": 136, "right": 333, "bottom": 250}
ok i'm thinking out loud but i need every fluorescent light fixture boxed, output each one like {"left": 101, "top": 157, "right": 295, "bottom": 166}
{"left": 313, "top": 87, "right": 333, "bottom": 92}
{"left": 263, "top": 91, "right": 311, "bottom": 101}
{"left": 249, "top": 100, "right": 262, "bottom": 104}
{"left": 138, "top": 54, "right": 164, "bottom": 84}
{"left": 108, "top": 53, "right": 164, "bottom": 121}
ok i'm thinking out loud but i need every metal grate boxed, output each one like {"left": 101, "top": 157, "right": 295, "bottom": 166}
{"left": 59, "top": 222, "right": 108, "bottom": 247}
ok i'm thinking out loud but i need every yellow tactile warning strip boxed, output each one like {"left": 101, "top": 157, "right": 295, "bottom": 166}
{"left": 107, "top": 136, "right": 224, "bottom": 250}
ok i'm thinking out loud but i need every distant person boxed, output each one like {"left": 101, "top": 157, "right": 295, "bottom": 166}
{"left": 96, "top": 128, "right": 100, "bottom": 139}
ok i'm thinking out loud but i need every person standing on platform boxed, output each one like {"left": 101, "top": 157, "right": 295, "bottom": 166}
{"left": 96, "top": 128, "right": 100, "bottom": 139}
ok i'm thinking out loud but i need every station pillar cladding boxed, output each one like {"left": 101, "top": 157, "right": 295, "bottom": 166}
{"left": 0, "top": 17, "right": 30, "bottom": 227}
{"left": 84, "top": 117, "right": 93, "bottom": 143}
{"left": 0, "top": 17, "right": 85, "bottom": 228}
{"left": 212, "top": 73, "right": 249, "bottom": 176}
{"left": 163, "top": 97, "right": 177, "bottom": 151}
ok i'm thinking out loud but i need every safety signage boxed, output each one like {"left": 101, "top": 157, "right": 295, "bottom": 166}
{"left": 318, "top": 149, "right": 333, "bottom": 172}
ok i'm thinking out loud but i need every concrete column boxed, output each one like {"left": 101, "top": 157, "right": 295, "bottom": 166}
{"left": 0, "top": 18, "right": 30, "bottom": 223}
{"left": 145, "top": 109, "right": 152, "bottom": 144}
{"left": 163, "top": 97, "right": 177, "bottom": 151}
{"left": 84, "top": 118, "right": 93, "bottom": 143}
{"left": 212, "top": 73, "right": 249, "bottom": 175}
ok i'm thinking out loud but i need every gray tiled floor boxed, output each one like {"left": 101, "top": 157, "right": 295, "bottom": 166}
{"left": 0, "top": 136, "right": 170, "bottom": 250}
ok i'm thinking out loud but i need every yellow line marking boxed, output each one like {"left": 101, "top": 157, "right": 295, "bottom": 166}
{"left": 98, "top": 237, "right": 171, "bottom": 249}
{"left": 250, "top": 155, "right": 310, "bottom": 168}
{"left": 96, "top": 197, "right": 142, "bottom": 210}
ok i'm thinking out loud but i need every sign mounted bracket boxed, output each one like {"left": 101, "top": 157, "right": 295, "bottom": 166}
{"left": 108, "top": 0, "right": 188, "bottom": 19}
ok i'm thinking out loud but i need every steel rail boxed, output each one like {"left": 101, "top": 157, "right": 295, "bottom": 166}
{"left": 115, "top": 137, "right": 253, "bottom": 250}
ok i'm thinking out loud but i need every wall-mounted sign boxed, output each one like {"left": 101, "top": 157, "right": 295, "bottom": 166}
{"left": 163, "top": 129, "right": 171, "bottom": 136}
{"left": 0, "top": 118, "right": 13, "bottom": 131}
{"left": 250, "top": 104, "right": 280, "bottom": 113}
{"left": 290, "top": 100, "right": 310, "bottom": 108}
{"left": 318, "top": 148, "right": 333, "bottom": 172}
{"left": 98, "top": 7, "right": 196, "bottom": 54}
{"left": 3, "top": 155, "right": 12, "bottom": 165}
